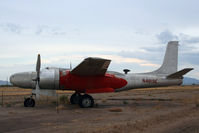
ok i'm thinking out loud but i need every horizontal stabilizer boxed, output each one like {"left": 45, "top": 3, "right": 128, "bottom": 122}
{"left": 167, "top": 68, "right": 193, "bottom": 79}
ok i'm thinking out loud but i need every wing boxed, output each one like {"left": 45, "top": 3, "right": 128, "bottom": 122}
{"left": 71, "top": 57, "right": 111, "bottom": 76}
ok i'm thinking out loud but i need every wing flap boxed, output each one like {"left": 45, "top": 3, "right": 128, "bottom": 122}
{"left": 167, "top": 68, "right": 193, "bottom": 79}
{"left": 71, "top": 57, "right": 111, "bottom": 76}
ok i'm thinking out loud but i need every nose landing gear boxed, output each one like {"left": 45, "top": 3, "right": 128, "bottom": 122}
{"left": 70, "top": 93, "right": 94, "bottom": 108}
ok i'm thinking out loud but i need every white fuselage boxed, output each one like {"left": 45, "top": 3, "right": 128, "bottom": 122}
{"left": 115, "top": 73, "right": 182, "bottom": 92}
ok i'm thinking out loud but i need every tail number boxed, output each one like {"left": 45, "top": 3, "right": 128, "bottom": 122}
{"left": 142, "top": 79, "right": 158, "bottom": 84}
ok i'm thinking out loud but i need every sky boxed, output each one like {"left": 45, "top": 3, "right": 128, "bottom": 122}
{"left": 0, "top": 0, "right": 199, "bottom": 80}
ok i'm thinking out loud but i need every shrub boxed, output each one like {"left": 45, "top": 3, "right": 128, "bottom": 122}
{"left": 123, "top": 100, "right": 128, "bottom": 104}
{"left": 6, "top": 104, "right": 11, "bottom": 107}
{"left": 51, "top": 101, "right": 57, "bottom": 105}
{"left": 59, "top": 95, "right": 68, "bottom": 104}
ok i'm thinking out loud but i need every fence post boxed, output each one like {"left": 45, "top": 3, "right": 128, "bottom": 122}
{"left": 1, "top": 90, "right": 3, "bottom": 107}
{"left": 57, "top": 93, "right": 59, "bottom": 114}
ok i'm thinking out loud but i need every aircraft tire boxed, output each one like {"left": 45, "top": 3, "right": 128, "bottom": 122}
{"left": 24, "top": 98, "right": 35, "bottom": 107}
{"left": 70, "top": 93, "right": 81, "bottom": 104}
{"left": 79, "top": 94, "right": 94, "bottom": 108}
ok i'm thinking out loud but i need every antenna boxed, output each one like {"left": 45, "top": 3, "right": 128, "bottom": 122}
{"left": 7, "top": 77, "right": 8, "bottom": 86}
{"left": 70, "top": 61, "right": 72, "bottom": 70}
{"left": 123, "top": 69, "right": 130, "bottom": 74}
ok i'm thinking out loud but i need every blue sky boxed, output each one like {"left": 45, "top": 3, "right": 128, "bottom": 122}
{"left": 0, "top": 0, "right": 199, "bottom": 80}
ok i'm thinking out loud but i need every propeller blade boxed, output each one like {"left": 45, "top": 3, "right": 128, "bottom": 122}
{"left": 35, "top": 81, "right": 40, "bottom": 100}
{"left": 36, "top": 54, "right": 41, "bottom": 79}
{"left": 35, "top": 54, "right": 41, "bottom": 99}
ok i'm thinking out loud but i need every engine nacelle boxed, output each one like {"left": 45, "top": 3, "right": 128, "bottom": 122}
{"left": 10, "top": 68, "right": 60, "bottom": 89}
{"left": 39, "top": 68, "right": 60, "bottom": 90}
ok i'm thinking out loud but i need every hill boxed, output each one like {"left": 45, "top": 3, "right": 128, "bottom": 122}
{"left": 183, "top": 77, "right": 199, "bottom": 85}
{"left": 0, "top": 80, "right": 11, "bottom": 85}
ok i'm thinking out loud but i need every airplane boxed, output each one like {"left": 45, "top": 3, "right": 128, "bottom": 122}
{"left": 10, "top": 41, "right": 193, "bottom": 108}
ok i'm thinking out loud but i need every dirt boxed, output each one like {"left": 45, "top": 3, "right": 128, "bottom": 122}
{"left": 0, "top": 85, "right": 199, "bottom": 133}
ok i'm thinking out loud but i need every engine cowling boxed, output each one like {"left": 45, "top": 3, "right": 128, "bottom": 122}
{"left": 39, "top": 68, "right": 60, "bottom": 90}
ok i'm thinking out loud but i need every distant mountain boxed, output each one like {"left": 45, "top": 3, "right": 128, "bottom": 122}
{"left": 183, "top": 77, "right": 199, "bottom": 85}
{"left": 0, "top": 80, "right": 11, "bottom": 85}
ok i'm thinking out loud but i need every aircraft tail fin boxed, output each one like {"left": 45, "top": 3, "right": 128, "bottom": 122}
{"left": 166, "top": 68, "right": 193, "bottom": 79}
{"left": 151, "top": 41, "right": 179, "bottom": 75}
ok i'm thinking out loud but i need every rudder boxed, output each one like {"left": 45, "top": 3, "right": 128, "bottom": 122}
{"left": 151, "top": 41, "right": 178, "bottom": 75}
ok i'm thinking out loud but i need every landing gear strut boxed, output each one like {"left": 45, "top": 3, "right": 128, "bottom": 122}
{"left": 24, "top": 96, "right": 35, "bottom": 107}
{"left": 70, "top": 93, "right": 94, "bottom": 108}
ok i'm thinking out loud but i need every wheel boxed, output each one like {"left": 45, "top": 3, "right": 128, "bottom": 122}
{"left": 70, "top": 93, "right": 81, "bottom": 104}
{"left": 79, "top": 94, "right": 94, "bottom": 108}
{"left": 24, "top": 98, "right": 35, "bottom": 107}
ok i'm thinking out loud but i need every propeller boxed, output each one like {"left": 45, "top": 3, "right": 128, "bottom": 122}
{"left": 35, "top": 54, "right": 41, "bottom": 99}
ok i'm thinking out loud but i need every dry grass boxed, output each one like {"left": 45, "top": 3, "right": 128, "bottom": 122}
{"left": 135, "top": 85, "right": 199, "bottom": 91}
{"left": 56, "top": 105, "right": 68, "bottom": 110}
{"left": 1, "top": 85, "right": 199, "bottom": 108}
{"left": 108, "top": 108, "right": 123, "bottom": 112}
{"left": 0, "top": 87, "right": 73, "bottom": 96}
{"left": 101, "top": 98, "right": 107, "bottom": 103}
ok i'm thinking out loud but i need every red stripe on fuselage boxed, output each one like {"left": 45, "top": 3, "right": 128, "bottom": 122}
{"left": 59, "top": 70, "right": 127, "bottom": 93}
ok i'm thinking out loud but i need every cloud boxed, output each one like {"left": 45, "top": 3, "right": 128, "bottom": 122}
{"left": 156, "top": 30, "right": 199, "bottom": 72}
{"left": 140, "top": 63, "right": 159, "bottom": 67}
{"left": 0, "top": 23, "right": 70, "bottom": 36}
{"left": 36, "top": 25, "right": 66, "bottom": 36}
{"left": 179, "top": 33, "right": 199, "bottom": 44}
{"left": 179, "top": 52, "right": 199, "bottom": 65}
{"left": 0, "top": 22, "right": 24, "bottom": 34}
{"left": 117, "top": 48, "right": 165, "bottom": 65}
{"left": 156, "top": 30, "right": 178, "bottom": 44}
{"left": 92, "top": 54, "right": 159, "bottom": 67}
{"left": 24, "top": 54, "right": 159, "bottom": 68}
{"left": 157, "top": 29, "right": 199, "bottom": 44}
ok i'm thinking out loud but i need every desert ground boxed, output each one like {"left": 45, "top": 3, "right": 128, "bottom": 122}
{"left": 0, "top": 85, "right": 199, "bottom": 133}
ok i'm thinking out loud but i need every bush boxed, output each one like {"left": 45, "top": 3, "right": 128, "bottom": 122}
{"left": 59, "top": 95, "right": 68, "bottom": 104}
{"left": 51, "top": 101, "right": 57, "bottom": 105}
{"left": 6, "top": 104, "right": 11, "bottom": 107}
{"left": 123, "top": 100, "right": 128, "bottom": 104}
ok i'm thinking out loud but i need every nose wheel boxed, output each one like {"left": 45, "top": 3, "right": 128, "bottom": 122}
{"left": 24, "top": 97, "right": 35, "bottom": 107}
{"left": 70, "top": 93, "right": 94, "bottom": 108}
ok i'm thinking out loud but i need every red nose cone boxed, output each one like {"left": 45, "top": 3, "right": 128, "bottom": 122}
{"left": 110, "top": 76, "right": 128, "bottom": 89}
{"left": 116, "top": 78, "right": 128, "bottom": 88}
{"left": 121, "top": 78, "right": 128, "bottom": 87}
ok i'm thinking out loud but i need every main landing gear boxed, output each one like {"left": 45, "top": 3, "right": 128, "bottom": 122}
{"left": 24, "top": 96, "right": 35, "bottom": 107}
{"left": 70, "top": 93, "right": 94, "bottom": 108}
{"left": 24, "top": 93, "right": 94, "bottom": 108}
